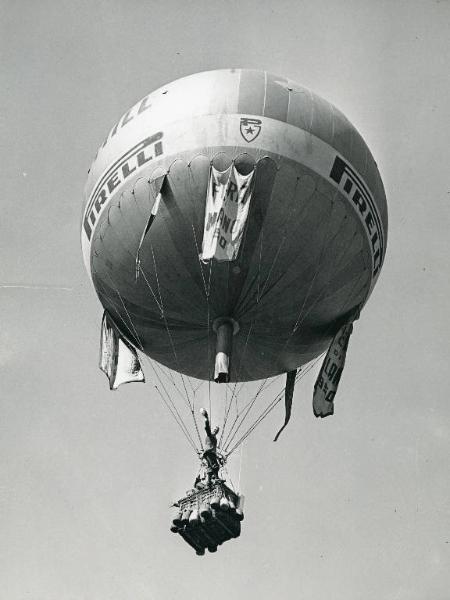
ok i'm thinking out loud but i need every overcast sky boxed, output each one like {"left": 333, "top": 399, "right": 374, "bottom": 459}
{"left": 1, "top": 1, "right": 450, "bottom": 599}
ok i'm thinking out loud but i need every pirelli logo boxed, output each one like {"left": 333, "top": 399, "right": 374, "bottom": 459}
{"left": 330, "top": 156, "right": 385, "bottom": 278}
{"left": 83, "top": 132, "right": 164, "bottom": 241}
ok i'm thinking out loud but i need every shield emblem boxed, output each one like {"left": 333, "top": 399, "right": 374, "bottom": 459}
{"left": 240, "top": 117, "right": 262, "bottom": 143}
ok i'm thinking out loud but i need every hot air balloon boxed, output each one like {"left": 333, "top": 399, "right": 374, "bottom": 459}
{"left": 82, "top": 69, "right": 388, "bottom": 554}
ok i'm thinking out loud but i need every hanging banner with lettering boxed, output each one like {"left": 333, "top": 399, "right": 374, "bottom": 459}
{"left": 200, "top": 165, "right": 254, "bottom": 261}
{"left": 99, "top": 311, "right": 145, "bottom": 390}
{"left": 313, "top": 321, "right": 354, "bottom": 418}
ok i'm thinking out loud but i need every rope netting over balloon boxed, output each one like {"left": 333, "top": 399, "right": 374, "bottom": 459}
{"left": 89, "top": 151, "right": 371, "bottom": 459}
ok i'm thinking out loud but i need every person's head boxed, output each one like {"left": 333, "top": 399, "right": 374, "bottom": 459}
{"left": 213, "top": 426, "right": 219, "bottom": 435}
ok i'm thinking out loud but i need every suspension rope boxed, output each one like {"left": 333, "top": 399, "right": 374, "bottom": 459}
{"left": 221, "top": 171, "right": 304, "bottom": 442}
{"left": 282, "top": 214, "right": 337, "bottom": 351}
{"left": 232, "top": 229, "right": 265, "bottom": 384}
{"left": 91, "top": 161, "right": 369, "bottom": 463}
{"left": 222, "top": 376, "right": 274, "bottom": 452}
{"left": 217, "top": 220, "right": 267, "bottom": 446}
{"left": 93, "top": 179, "right": 227, "bottom": 456}
{"left": 280, "top": 208, "right": 351, "bottom": 355}
{"left": 149, "top": 373, "right": 198, "bottom": 449}
{"left": 190, "top": 223, "right": 213, "bottom": 424}
{"left": 236, "top": 173, "right": 304, "bottom": 317}
{"left": 94, "top": 177, "right": 205, "bottom": 452}
{"left": 149, "top": 242, "right": 204, "bottom": 451}
{"left": 219, "top": 381, "right": 239, "bottom": 448}
{"left": 227, "top": 396, "right": 282, "bottom": 456}
{"left": 152, "top": 380, "right": 199, "bottom": 453}
{"left": 272, "top": 213, "right": 346, "bottom": 314}
{"left": 237, "top": 443, "right": 244, "bottom": 492}
{"left": 221, "top": 383, "right": 262, "bottom": 446}
{"left": 207, "top": 261, "right": 213, "bottom": 418}
{"left": 221, "top": 384, "right": 228, "bottom": 451}
{"left": 118, "top": 183, "right": 197, "bottom": 398}
{"left": 219, "top": 377, "right": 253, "bottom": 450}
{"left": 136, "top": 264, "right": 164, "bottom": 315}
{"left": 94, "top": 268, "right": 200, "bottom": 453}
{"left": 222, "top": 373, "right": 288, "bottom": 453}
{"left": 148, "top": 356, "right": 196, "bottom": 418}
{"left": 225, "top": 263, "right": 367, "bottom": 458}
{"left": 96, "top": 290, "right": 198, "bottom": 454}
{"left": 211, "top": 161, "right": 273, "bottom": 427}
{"left": 225, "top": 360, "right": 320, "bottom": 457}
{"left": 222, "top": 463, "right": 236, "bottom": 493}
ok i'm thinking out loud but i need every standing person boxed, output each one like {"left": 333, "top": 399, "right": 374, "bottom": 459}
{"left": 200, "top": 408, "right": 221, "bottom": 483}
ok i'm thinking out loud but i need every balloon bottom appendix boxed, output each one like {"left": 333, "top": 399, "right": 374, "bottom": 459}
{"left": 82, "top": 69, "right": 388, "bottom": 552}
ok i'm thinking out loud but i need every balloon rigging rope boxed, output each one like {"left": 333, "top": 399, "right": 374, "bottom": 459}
{"left": 191, "top": 223, "right": 209, "bottom": 295}
{"left": 226, "top": 358, "right": 321, "bottom": 457}
{"left": 219, "top": 216, "right": 267, "bottom": 447}
{"left": 237, "top": 443, "right": 244, "bottom": 492}
{"left": 103, "top": 179, "right": 205, "bottom": 452}
{"left": 279, "top": 233, "right": 363, "bottom": 360}
{"left": 150, "top": 241, "right": 190, "bottom": 395}
{"left": 225, "top": 264, "right": 367, "bottom": 457}
{"left": 228, "top": 172, "right": 300, "bottom": 388}
{"left": 99, "top": 202, "right": 189, "bottom": 400}
{"left": 190, "top": 223, "right": 213, "bottom": 422}
{"left": 92, "top": 266, "right": 199, "bottom": 453}
{"left": 219, "top": 381, "right": 241, "bottom": 448}
{"left": 224, "top": 201, "right": 362, "bottom": 455}
{"left": 226, "top": 375, "right": 286, "bottom": 448}
{"left": 92, "top": 168, "right": 368, "bottom": 457}
{"left": 136, "top": 263, "right": 186, "bottom": 393}
{"left": 233, "top": 166, "right": 287, "bottom": 370}
{"left": 213, "top": 165, "right": 264, "bottom": 447}
{"left": 222, "top": 376, "right": 275, "bottom": 452}
{"left": 219, "top": 383, "right": 242, "bottom": 447}
{"left": 281, "top": 196, "right": 354, "bottom": 353}
{"left": 217, "top": 382, "right": 239, "bottom": 449}
{"left": 220, "top": 387, "right": 231, "bottom": 449}
{"left": 144, "top": 358, "right": 198, "bottom": 434}
{"left": 223, "top": 385, "right": 228, "bottom": 451}
{"left": 94, "top": 204, "right": 203, "bottom": 453}
{"left": 143, "top": 358, "right": 199, "bottom": 453}
{"left": 227, "top": 396, "right": 282, "bottom": 456}
{"left": 235, "top": 171, "right": 303, "bottom": 317}
{"left": 222, "top": 246, "right": 278, "bottom": 442}
{"left": 281, "top": 203, "right": 337, "bottom": 353}
{"left": 135, "top": 264, "right": 163, "bottom": 315}
{"left": 221, "top": 171, "right": 301, "bottom": 447}
{"left": 126, "top": 183, "right": 202, "bottom": 400}
{"left": 225, "top": 372, "right": 304, "bottom": 457}
{"left": 97, "top": 192, "right": 250, "bottom": 455}
{"left": 231, "top": 229, "right": 265, "bottom": 386}
{"left": 102, "top": 268, "right": 198, "bottom": 451}
{"left": 149, "top": 241, "right": 204, "bottom": 451}
{"left": 207, "top": 260, "right": 213, "bottom": 420}
{"left": 163, "top": 169, "right": 205, "bottom": 444}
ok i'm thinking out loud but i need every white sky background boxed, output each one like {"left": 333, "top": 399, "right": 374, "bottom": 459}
{"left": 1, "top": 1, "right": 449, "bottom": 598}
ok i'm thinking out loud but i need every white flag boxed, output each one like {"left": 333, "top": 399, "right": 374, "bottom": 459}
{"left": 99, "top": 312, "right": 145, "bottom": 390}
{"left": 200, "top": 165, "right": 254, "bottom": 261}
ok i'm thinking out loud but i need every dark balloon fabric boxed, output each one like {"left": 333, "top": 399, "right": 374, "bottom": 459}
{"left": 91, "top": 154, "right": 371, "bottom": 380}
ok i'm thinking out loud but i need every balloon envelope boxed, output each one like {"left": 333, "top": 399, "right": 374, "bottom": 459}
{"left": 82, "top": 69, "right": 388, "bottom": 381}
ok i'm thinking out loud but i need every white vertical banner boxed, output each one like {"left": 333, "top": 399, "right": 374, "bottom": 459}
{"left": 99, "top": 312, "right": 145, "bottom": 390}
{"left": 200, "top": 165, "right": 254, "bottom": 261}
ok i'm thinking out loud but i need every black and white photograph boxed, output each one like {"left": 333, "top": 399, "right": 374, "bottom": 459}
{"left": 1, "top": 1, "right": 449, "bottom": 598}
